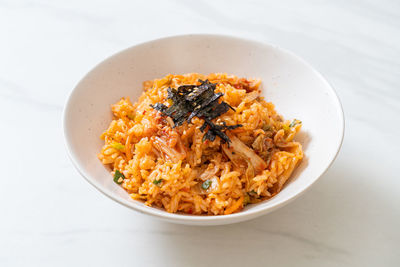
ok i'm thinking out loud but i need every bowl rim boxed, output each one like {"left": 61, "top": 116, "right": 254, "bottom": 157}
{"left": 63, "top": 33, "right": 345, "bottom": 224}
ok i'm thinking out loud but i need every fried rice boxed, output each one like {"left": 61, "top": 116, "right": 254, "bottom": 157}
{"left": 98, "top": 73, "right": 303, "bottom": 215}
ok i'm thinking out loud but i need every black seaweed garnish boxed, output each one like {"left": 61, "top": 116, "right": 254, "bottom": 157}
{"left": 150, "top": 79, "right": 242, "bottom": 143}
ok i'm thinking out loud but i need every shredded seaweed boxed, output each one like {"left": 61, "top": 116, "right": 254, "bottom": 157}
{"left": 150, "top": 79, "right": 242, "bottom": 143}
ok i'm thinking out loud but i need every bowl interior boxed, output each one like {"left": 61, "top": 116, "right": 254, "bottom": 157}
{"left": 64, "top": 34, "right": 343, "bottom": 225}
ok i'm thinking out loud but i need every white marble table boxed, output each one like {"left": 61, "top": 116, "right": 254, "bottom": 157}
{"left": 1, "top": 0, "right": 399, "bottom": 266}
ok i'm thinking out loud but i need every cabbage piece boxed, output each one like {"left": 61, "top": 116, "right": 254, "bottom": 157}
{"left": 222, "top": 134, "right": 267, "bottom": 174}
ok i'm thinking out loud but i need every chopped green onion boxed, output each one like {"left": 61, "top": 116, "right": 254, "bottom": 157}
{"left": 111, "top": 142, "right": 125, "bottom": 150}
{"left": 153, "top": 179, "right": 163, "bottom": 186}
{"left": 262, "top": 124, "right": 272, "bottom": 131}
{"left": 243, "top": 194, "right": 251, "bottom": 205}
{"left": 201, "top": 180, "right": 212, "bottom": 190}
{"left": 289, "top": 119, "right": 301, "bottom": 128}
{"left": 113, "top": 170, "right": 125, "bottom": 184}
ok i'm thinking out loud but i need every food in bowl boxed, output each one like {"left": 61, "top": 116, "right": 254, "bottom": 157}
{"left": 98, "top": 73, "right": 303, "bottom": 215}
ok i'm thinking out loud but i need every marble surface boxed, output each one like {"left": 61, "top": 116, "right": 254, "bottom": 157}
{"left": 1, "top": 0, "right": 399, "bottom": 266}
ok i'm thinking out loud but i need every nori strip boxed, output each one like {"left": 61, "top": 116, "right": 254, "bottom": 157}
{"left": 150, "top": 79, "right": 242, "bottom": 143}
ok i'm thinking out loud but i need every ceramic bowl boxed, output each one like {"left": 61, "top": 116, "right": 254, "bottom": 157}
{"left": 63, "top": 34, "right": 344, "bottom": 225}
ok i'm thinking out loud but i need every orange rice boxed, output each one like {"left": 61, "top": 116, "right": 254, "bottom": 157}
{"left": 98, "top": 73, "right": 303, "bottom": 215}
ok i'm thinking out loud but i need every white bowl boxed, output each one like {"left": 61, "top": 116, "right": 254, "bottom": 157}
{"left": 63, "top": 34, "right": 344, "bottom": 225}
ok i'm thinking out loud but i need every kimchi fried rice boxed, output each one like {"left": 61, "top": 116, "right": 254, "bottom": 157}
{"left": 98, "top": 73, "right": 303, "bottom": 215}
